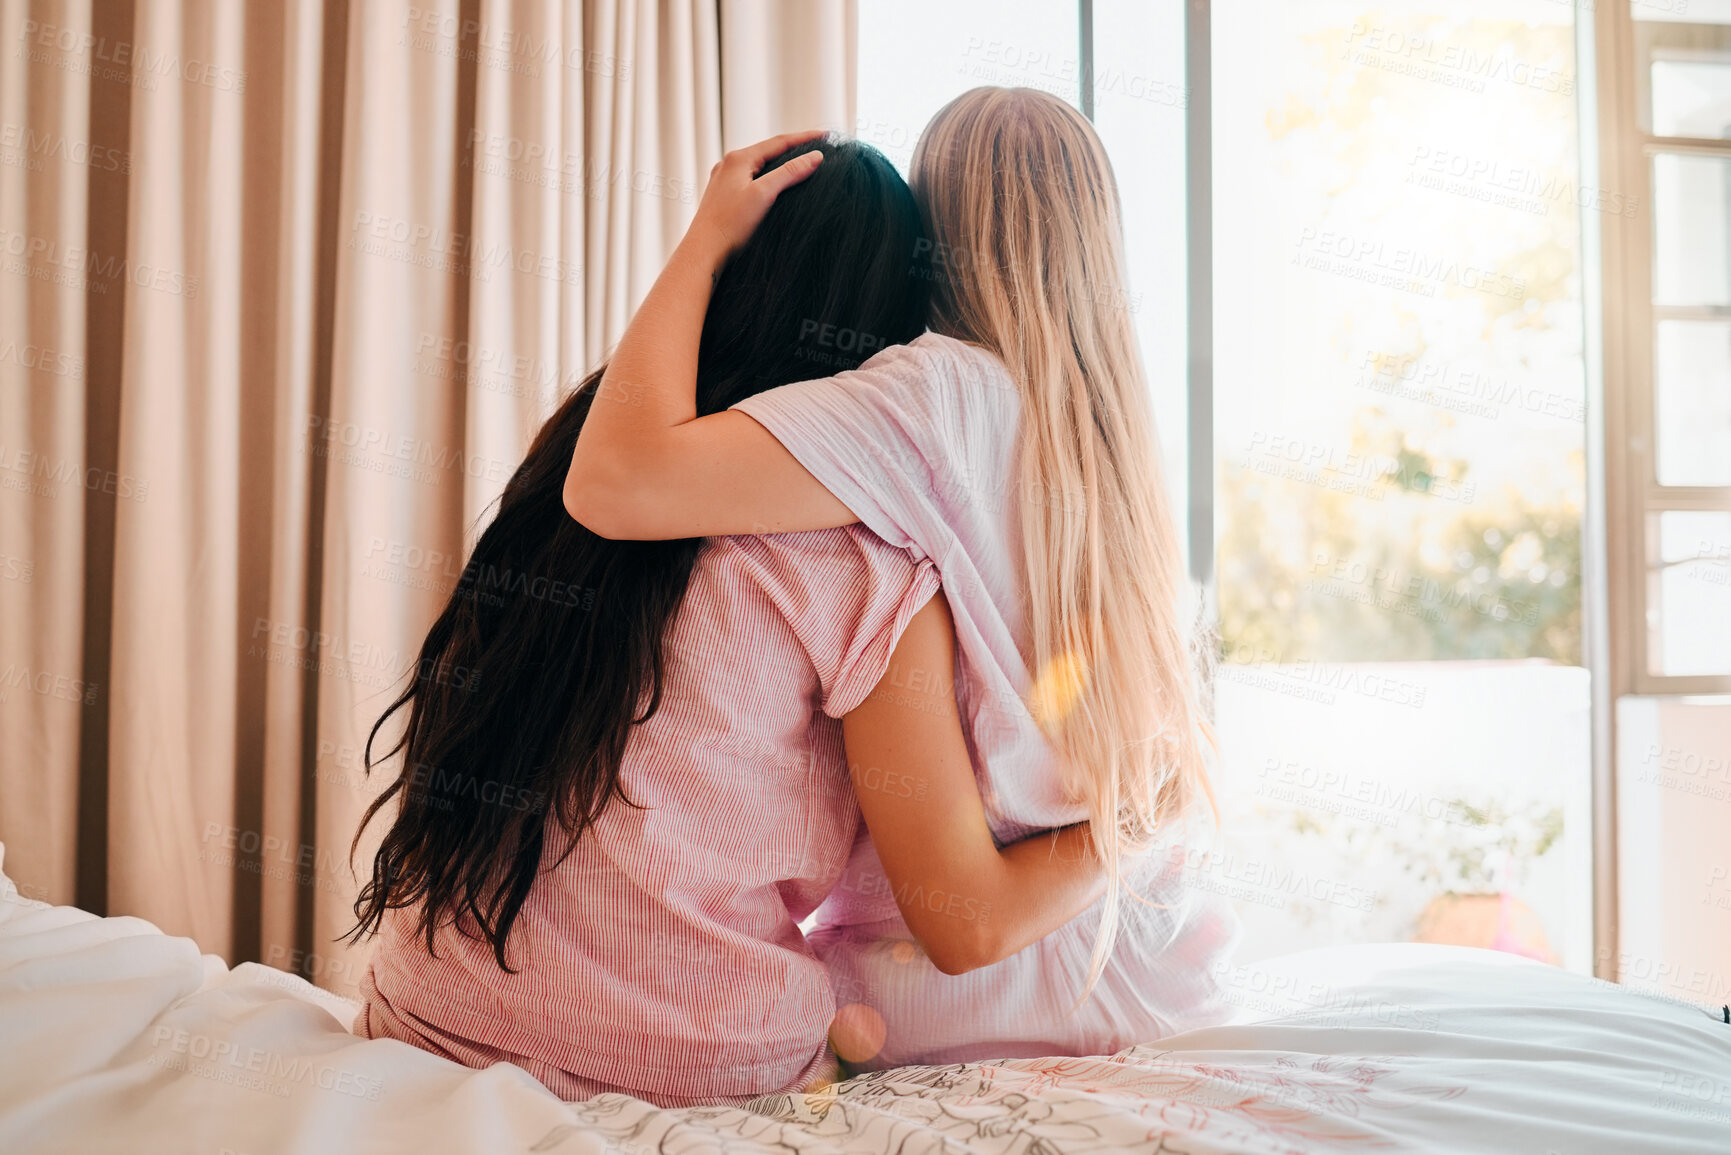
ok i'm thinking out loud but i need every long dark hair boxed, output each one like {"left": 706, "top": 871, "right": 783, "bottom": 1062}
{"left": 346, "top": 139, "right": 929, "bottom": 971}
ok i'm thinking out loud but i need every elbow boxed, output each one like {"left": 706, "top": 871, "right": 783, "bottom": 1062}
{"left": 562, "top": 461, "right": 634, "bottom": 541}
{"left": 919, "top": 923, "right": 1002, "bottom": 977}
{"left": 928, "top": 949, "right": 981, "bottom": 977}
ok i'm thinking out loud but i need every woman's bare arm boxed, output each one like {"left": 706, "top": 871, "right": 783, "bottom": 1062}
{"left": 563, "top": 131, "right": 856, "bottom": 540}
{"left": 842, "top": 593, "right": 1106, "bottom": 976}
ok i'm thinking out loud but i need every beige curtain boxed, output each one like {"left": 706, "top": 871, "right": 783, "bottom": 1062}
{"left": 0, "top": 0, "right": 853, "bottom": 996}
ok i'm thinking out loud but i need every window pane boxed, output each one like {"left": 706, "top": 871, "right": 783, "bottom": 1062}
{"left": 1633, "top": 5, "right": 1731, "bottom": 136}
{"left": 857, "top": 0, "right": 1191, "bottom": 572}
{"left": 1647, "top": 511, "right": 1731, "bottom": 676}
{"left": 856, "top": 0, "right": 1080, "bottom": 171}
{"left": 1635, "top": 0, "right": 1731, "bottom": 21}
{"left": 1652, "top": 60, "right": 1731, "bottom": 137}
{"left": 1654, "top": 320, "right": 1731, "bottom": 486}
{"left": 1213, "top": 1, "right": 1589, "bottom": 971}
{"left": 1652, "top": 153, "right": 1731, "bottom": 306}
{"left": 1093, "top": 0, "right": 1189, "bottom": 567}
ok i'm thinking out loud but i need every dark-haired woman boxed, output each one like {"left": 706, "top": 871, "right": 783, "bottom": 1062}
{"left": 347, "top": 135, "right": 1105, "bottom": 1107}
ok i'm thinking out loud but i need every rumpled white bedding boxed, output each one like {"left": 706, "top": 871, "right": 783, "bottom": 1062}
{"left": 2, "top": 850, "right": 1728, "bottom": 1154}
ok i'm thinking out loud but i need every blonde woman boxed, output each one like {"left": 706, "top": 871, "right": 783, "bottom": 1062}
{"left": 566, "top": 91, "right": 1240, "bottom": 1070}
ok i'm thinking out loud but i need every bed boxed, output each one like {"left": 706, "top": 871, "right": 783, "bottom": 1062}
{"left": 2, "top": 850, "right": 1726, "bottom": 1154}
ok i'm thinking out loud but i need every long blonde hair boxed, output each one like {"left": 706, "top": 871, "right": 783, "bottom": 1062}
{"left": 911, "top": 86, "right": 1217, "bottom": 993}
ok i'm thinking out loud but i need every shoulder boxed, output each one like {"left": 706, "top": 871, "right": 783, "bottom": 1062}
{"left": 905, "top": 332, "right": 1017, "bottom": 400}
{"left": 804, "top": 332, "right": 1016, "bottom": 451}
{"left": 700, "top": 529, "right": 927, "bottom": 635}
{"left": 907, "top": 329, "right": 997, "bottom": 369}
{"left": 829, "top": 331, "right": 1011, "bottom": 398}
{"left": 703, "top": 528, "right": 934, "bottom": 682}
{"left": 706, "top": 525, "right": 916, "bottom": 583}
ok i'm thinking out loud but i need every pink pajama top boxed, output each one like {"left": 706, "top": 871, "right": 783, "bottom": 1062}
{"left": 733, "top": 331, "right": 1243, "bottom": 1070}
{"left": 357, "top": 526, "right": 939, "bottom": 1105}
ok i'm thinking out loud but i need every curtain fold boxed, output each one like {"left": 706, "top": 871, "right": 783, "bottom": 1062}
{"left": 718, "top": 0, "right": 853, "bottom": 146}
{"left": 0, "top": 0, "right": 847, "bottom": 995}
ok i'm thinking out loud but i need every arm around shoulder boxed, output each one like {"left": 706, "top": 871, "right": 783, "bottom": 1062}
{"left": 562, "top": 407, "right": 857, "bottom": 540}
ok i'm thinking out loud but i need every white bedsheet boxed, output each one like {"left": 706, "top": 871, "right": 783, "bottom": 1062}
{"left": 2, "top": 851, "right": 1728, "bottom": 1154}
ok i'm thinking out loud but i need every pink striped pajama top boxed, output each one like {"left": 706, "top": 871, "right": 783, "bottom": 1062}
{"left": 357, "top": 525, "right": 939, "bottom": 1105}
{"left": 733, "top": 331, "right": 1244, "bottom": 1070}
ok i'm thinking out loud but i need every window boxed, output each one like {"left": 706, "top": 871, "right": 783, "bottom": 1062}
{"left": 1609, "top": 1, "right": 1731, "bottom": 691}
{"left": 857, "top": 0, "right": 1594, "bottom": 973}
{"left": 854, "top": 0, "right": 1191, "bottom": 531}
{"left": 1208, "top": 0, "right": 1590, "bottom": 971}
